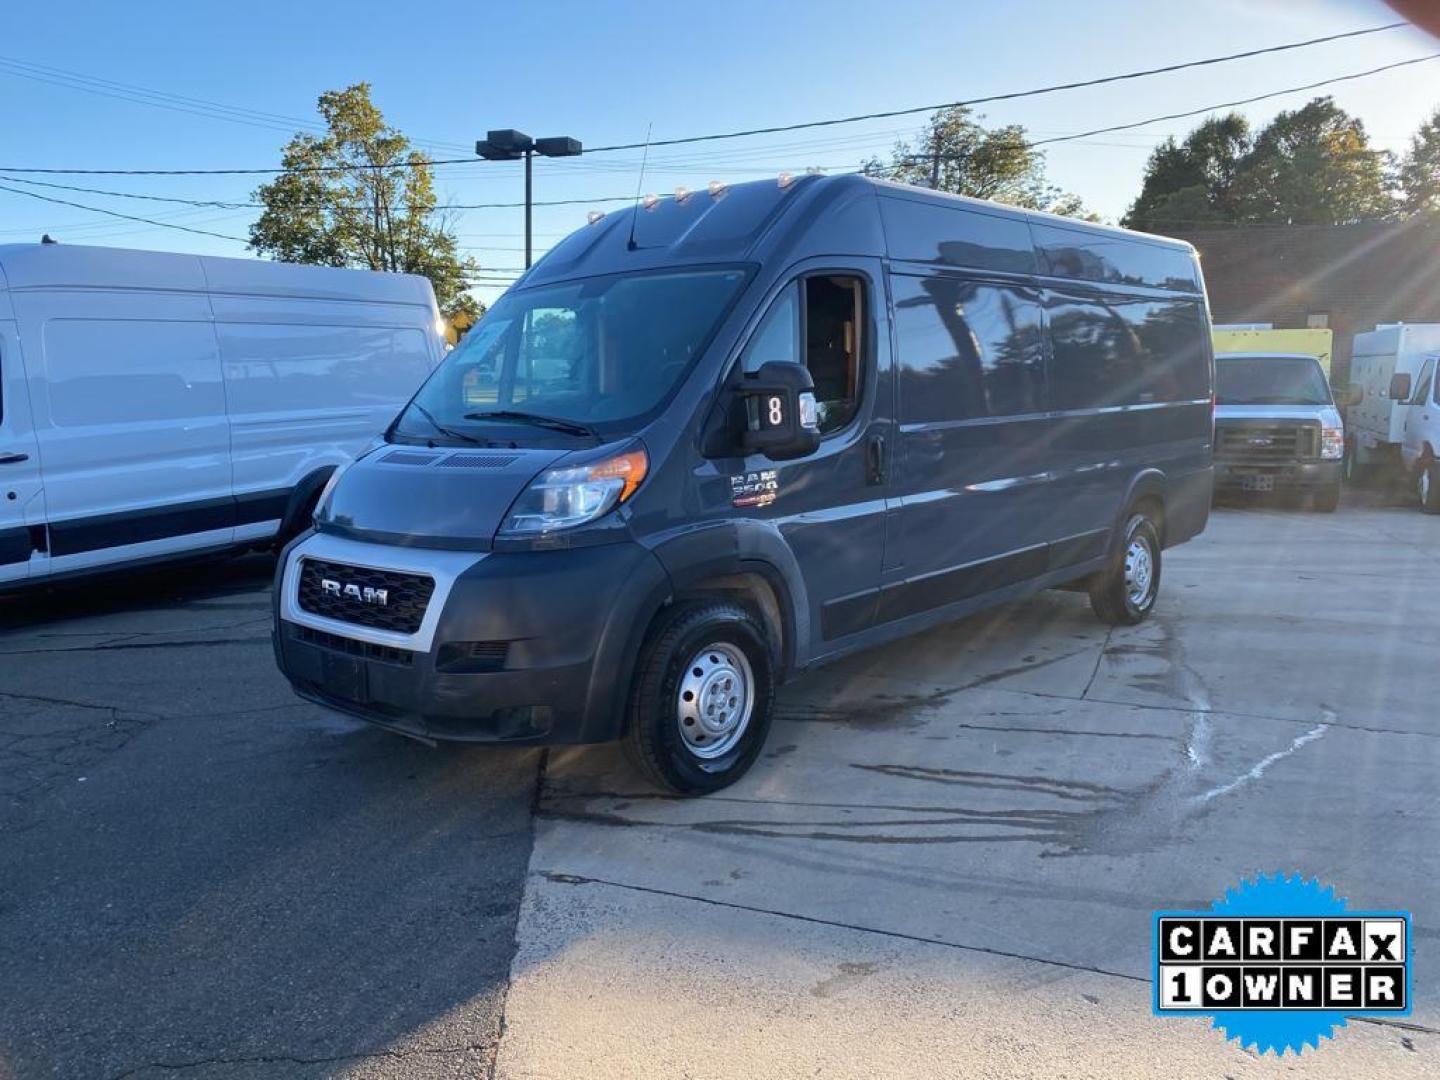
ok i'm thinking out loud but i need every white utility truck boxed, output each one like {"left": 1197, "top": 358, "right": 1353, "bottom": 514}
{"left": 1348, "top": 323, "right": 1440, "bottom": 490}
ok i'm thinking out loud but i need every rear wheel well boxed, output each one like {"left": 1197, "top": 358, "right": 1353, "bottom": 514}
{"left": 1131, "top": 493, "right": 1166, "bottom": 546}
{"left": 671, "top": 571, "right": 788, "bottom": 679}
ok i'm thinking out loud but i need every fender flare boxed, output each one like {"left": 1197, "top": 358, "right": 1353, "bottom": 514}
{"left": 276, "top": 466, "right": 337, "bottom": 545}
{"left": 645, "top": 520, "right": 811, "bottom": 676}
{"left": 1112, "top": 468, "right": 1168, "bottom": 549}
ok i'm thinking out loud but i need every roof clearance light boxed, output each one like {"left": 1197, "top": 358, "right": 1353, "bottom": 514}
{"left": 707, "top": 180, "right": 728, "bottom": 199}
{"left": 586, "top": 210, "right": 605, "bottom": 225}
{"left": 777, "top": 171, "right": 795, "bottom": 189}
{"left": 806, "top": 166, "right": 824, "bottom": 176}
{"left": 674, "top": 185, "right": 692, "bottom": 203}
{"left": 641, "top": 192, "right": 661, "bottom": 211}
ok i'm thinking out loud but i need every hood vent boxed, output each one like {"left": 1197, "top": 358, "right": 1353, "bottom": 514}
{"left": 381, "top": 450, "right": 443, "bottom": 466}
{"left": 437, "top": 453, "right": 520, "bottom": 469}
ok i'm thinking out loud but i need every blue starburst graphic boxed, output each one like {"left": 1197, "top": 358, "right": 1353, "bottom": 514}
{"left": 1206, "top": 873, "right": 1350, "bottom": 1055}
{"left": 1153, "top": 873, "right": 1411, "bottom": 1056}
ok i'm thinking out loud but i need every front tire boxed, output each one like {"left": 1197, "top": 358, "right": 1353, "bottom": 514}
{"left": 1421, "top": 459, "right": 1440, "bottom": 515}
{"left": 623, "top": 600, "right": 775, "bottom": 795}
{"left": 1089, "top": 512, "right": 1162, "bottom": 626}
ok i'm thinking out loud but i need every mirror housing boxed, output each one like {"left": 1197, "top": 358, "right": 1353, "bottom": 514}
{"left": 1389, "top": 372, "right": 1412, "bottom": 401}
{"left": 735, "top": 362, "right": 822, "bottom": 461}
{"left": 1336, "top": 385, "right": 1363, "bottom": 407}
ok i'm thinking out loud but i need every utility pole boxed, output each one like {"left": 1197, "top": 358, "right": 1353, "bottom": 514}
{"left": 929, "top": 128, "right": 942, "bottom": 190}
{"left": 475, "top": 129, "right": 583, "bottom": 269}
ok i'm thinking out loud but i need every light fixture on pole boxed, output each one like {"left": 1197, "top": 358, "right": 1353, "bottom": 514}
{"left": 475, "top": 129, "right": 583, "bottom": 269}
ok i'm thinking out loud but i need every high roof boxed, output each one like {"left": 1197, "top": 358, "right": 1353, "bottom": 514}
{"left": 520, "top": 173, "right": 1198, "bottom": 293}
{"left": 0, "top": 243, "right": 437, "bottom": 307}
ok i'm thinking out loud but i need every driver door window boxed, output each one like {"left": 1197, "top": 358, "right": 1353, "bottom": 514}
{"left": 1413, "top": 359, "right": 1435, "bottom": 407}
{"left": 741, "top": 275, "right": 864, "bottom": 436}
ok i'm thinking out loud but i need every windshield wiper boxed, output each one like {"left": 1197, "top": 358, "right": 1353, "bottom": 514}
{"left": 463, "top": 409, "right": 598, "bottom": 438}
{"left": 405, "top": 401, "right": 488, "bottom": 445}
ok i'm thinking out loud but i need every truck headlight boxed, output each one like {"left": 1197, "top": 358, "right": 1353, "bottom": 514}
{"left": 1321, "top": 426, "right": 1344, "bottom": 460}
{"left": 501, "top": 445, "right": 649, "bottom": 535}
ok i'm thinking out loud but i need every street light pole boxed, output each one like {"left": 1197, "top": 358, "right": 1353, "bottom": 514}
{"left": 475, "top": 130, "right": 583, "bottom": 271}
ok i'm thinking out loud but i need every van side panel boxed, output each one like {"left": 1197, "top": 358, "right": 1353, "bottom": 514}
{"left": 1042, "top": 286, "right": 1212, "bottom": 548}
{"left": 210, "top": 294, "right": 438, "bottom": 540}
{"left": 16, "top": 289, "right": 236, "bottom": 573}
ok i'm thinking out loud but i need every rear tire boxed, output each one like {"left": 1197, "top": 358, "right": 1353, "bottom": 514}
{"left": 1312, "top": 482, "right": 1340, "bottom": 513}
{"left": 1089, "top": 512, "right": 1162, "bottom": 626}
{"left": 623, "top": 600, "right": 775, "bottom": 795}
{"left": 1421, "top": 460, "right": 1440, "bottom": 515}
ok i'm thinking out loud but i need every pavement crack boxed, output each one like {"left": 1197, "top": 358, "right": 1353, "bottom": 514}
{"left": 1080, "top": 627, "right": 1114, "bottom": 701}
{"left": 537, "top": 870, "right": 1146, "bottom": 984}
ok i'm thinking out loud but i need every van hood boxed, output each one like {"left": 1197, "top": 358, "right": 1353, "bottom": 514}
{"left": 315, "top": 444, "right": 570, "bottom": 549}
{"left": 1215, "top": 403, "right": 1338, "bottom": 424}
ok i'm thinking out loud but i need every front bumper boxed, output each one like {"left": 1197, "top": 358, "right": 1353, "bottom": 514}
{"left": 1214, "top": 459, "right": 1341, "bottom": 492}
{"left": 273, "top": 532, "right": 670, "bottom": 744}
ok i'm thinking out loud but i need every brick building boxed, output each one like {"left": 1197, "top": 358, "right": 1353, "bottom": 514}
{"left": 1172, "top": 220, "right": 1440, "bottom": 385}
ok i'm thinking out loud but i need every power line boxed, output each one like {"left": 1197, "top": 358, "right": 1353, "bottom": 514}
{"left": 0, "top": 22, "right": 1409, "bottom": 176}
{"left": 0, "top": 183, "right": 251, "bottom": 242}
{"left": 586, "top": 23, "right": 1415, "bottom": 154}
{"left": 0, "top": 55, "right": 472, "bottom": 154}
{"left": 1028, "top": 53, "right": 1440, "bottom": 147}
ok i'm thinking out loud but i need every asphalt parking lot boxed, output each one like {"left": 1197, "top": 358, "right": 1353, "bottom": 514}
{"left": 1, "top": 496, "right": 1437, "bottom": 1078}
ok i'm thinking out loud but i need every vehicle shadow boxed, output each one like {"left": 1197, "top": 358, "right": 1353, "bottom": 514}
{"left": 0, "top": 552, "right": 279, "bottom": 631}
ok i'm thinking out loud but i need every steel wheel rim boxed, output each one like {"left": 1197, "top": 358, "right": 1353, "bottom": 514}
{"left": 1423, "top": 468, "right": 1432, "bottom": 505}
{"left": 676, "top": 642, "right": 754, "bottom": 759}
{"left": 1125, "top": 537, "right": 1155, "bottom": 608}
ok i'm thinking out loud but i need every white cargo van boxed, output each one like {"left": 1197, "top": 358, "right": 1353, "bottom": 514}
{"left": 1348, "top": 323, "right": 1440, "bottom": 481}
{"left": 0, "top": 244, "right": 445, "bottom": 590}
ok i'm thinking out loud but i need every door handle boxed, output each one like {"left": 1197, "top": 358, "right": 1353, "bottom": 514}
{"left": 0, "top": 452, "right": 29, "bottom": 465}
{"left": 865, "top": 433, "right": 887, "bottom": 485}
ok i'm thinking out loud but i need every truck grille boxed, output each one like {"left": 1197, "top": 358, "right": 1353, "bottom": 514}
{"left": 297, "top": 558, "right": 435, "bottom": 634}
{"left": 1216, "top": 421, "right": 1319, "bottom": 463}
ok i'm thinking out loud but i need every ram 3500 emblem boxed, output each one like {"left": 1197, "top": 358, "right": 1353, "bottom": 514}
{"left": 321, "top": 578, "right": 389, "bottom": 606}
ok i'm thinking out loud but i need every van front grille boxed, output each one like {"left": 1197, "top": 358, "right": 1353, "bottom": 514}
{"left": 291, "top": 623, "right": 415, "bottom": 666}
{"left": 1216, "top": 421, "right": 1319, "bottom": 463}
{"left": 297, "top": 558, "right": 434, "bottom": 634}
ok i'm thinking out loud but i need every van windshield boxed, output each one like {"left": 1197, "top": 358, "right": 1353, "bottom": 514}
{"left": 394, "top": 267, "right": 748, "bottom": 442}
{"left": 1215, "top": 355, "right": 1331, "bottom": 406}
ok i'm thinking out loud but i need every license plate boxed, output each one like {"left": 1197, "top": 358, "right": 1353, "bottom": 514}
{"left": 321, "top": 652, "right": 369, "bottom": 704}
{"left": 1242, "top": 474, "right": 1275, "bottom": 492}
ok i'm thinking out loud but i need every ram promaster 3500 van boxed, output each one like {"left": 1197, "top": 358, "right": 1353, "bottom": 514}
{"left": 274, "top": 175, "right": 1214, "bottom": 794}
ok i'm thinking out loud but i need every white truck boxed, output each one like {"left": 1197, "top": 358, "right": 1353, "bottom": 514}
{"left": 0, "top": 243, "right": 446, "bottom": 590}
{"left": 1348, "top": 324, "right": 1440, "bottom": 499}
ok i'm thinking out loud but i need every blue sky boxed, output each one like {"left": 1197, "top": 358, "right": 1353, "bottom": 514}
{"left": 1, "top": 0, "right": 1436, "bottom": 303}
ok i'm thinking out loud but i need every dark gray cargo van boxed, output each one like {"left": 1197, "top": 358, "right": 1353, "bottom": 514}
{"left": 273, "top": 174, "right": 1213, "bottom": 794}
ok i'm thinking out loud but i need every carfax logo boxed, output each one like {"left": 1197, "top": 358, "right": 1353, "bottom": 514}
{"left": 1153, "top": 873, "right": 1411, "bottom": 1055}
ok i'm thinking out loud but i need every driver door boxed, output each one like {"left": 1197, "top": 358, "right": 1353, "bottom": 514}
{"left": 727, "top": 261, "right": 893, "bottom": 658}
{"left": 1402, "top": 356, "right": 1436, "bottom": 470}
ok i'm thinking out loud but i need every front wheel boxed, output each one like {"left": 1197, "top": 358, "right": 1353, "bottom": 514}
{"left": 624, "top": 601, "right": 775, "bottom": 795}
{"left": 1089, "top": 512, "right": 1162, "bottom": 626}
{"left": 1421, "top": 460, "right": 1440, "bottom": 515}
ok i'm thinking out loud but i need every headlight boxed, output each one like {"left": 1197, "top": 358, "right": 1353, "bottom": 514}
{"left": 501, "top": 445, "right": 649, "bottom": 535}
{"left": 1321, "top": 426, "right": 1344, "bottom": 460}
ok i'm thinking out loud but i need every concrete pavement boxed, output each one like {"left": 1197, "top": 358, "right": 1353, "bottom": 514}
{"left": 1, "top": 500, "right": 1436, "bottom": 1078}
{"left": 496, "top": 502, "right": 1440, "bottom": 1078}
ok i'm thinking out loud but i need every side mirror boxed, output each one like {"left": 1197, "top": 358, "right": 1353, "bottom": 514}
{"left": 1389, "top": 372, "right": 1412, "bottom": 402}
{"left": 735, "top": 362, "right": 822, "bottom": 461}
{"left": 1336, "top": 385, "right": 1363, "bottom": 407}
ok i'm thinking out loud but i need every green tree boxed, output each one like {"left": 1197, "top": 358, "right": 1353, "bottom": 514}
{"left": 1398, "top": 106, "right": 1440, "bottom": 217}
{"left": 1123, "top": 114, "right": 1250, "bottom": 231}
{"left": 1231, "top": 97, "right": 1393, "bottom": 224}
{"left": 249, "top": 83, "right": 481, "bottom": 319}
{"left": 863, "top": 106, "right": 1095, "bottom": 219}
{"left": 1122, "top": 98, "right": 1395, "bottom": 231}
